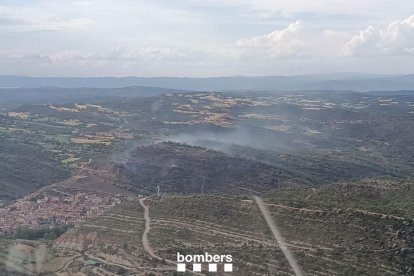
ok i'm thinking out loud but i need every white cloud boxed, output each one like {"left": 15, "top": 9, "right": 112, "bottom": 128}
{"left": 71, "top": 1, "right": 95, "bottom": 6}
{"left": 1, "top": 1, "right": 414, "bottom": 76}
{"left": 1, "top": 47, "right": 219, "bottom": 66}
{"left": 0, "top": 5, "right": 94, "bottom": 32}
{"left": 345, "top": 14, "right": 414, "bottom": 56}
{"left": 175, "top": 0, "right": 414, "bottom": 22}
{"left": 0, "top": 5, "right": 93, "bottom": 32}
{"left": 237, "top": 21, "right": 350, "bottom": 59}
{"left": 237, "top": 14, "right": 414, "bottom": 59}
{"left": 0, "top": 47, "right": 235, "bottom": 77}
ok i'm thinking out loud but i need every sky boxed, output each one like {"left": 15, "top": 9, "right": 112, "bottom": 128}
{"left": 0, "top": 0, "right": 414, "bottom": 77}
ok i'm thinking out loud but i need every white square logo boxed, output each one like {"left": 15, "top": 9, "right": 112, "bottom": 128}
{"left": 177, "top": 263, "right": 186, "bottom": 272}
{"left": 208, "top": 263, "right": 217, "bottom": 272}
{"left": 193, "top": 263, "right": 202, "bottom": 272}
{"left": 224, "top": 263, "right": 233, "bottom": 272}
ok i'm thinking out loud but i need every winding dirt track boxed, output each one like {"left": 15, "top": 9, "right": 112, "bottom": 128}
{"left": 139, "top": 197, "right": 205, "bottom": 275}
{"left": 139, "top": 197, "right": 164, "bottom": 261}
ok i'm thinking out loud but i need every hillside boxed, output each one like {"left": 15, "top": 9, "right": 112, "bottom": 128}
{"left": 117, "top": 142, "right": 294, "bottom": 195}
{"left": 1, "top": 90, "right": 414, "bottom": 275}
{"left": 3, "top": 74, "right": 414, "bottom": 91}
{"left": 0, "top": 86, "right": 184, "bottom": 104}
{"left": 0, "top": 139, "right": 69, "bottom": 201}
{"left": 53, "top": 177, "right": 414, "bottom": 275}
{"left": 2, "top": 89, "right": 414, "bottom": 202}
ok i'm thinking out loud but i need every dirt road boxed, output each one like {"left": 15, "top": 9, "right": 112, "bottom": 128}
{"left": 139, "top": 197, "right": 163, "bottom": 261}
{"left": 139, "top": 197, "right": 205, "bottom": 275}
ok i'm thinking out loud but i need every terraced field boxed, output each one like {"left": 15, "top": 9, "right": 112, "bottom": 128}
{"left": 147, "top": 195, "right": 411, "bottom": 276}
{"left": 53, "top": 177, "right": 414, "bottom": 275}
{"left": 54, "top": 200, "right": 175, "bottom": 275}
{"left": 2, "top": 91, "right": 414, "bottom": 275}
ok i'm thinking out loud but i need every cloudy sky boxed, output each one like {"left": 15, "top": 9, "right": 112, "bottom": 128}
{"left": 0, "top": 0, "right": 414, "bottom": 77}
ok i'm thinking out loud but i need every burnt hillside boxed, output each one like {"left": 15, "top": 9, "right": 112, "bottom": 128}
{"left": 117, "top": 142, "right": 297, "bottom": 195}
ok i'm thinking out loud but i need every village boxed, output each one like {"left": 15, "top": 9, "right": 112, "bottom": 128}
{"left": 0, "top": 191, "right": 129, "bottom": 236}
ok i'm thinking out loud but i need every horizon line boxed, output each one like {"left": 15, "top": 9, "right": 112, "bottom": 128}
{"left": 1, "top": 72, "right": 413, "bottom": 79}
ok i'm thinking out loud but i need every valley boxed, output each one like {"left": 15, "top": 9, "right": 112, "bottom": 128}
{"left": 1, "top": 89, "right": 414, "bottom": 275}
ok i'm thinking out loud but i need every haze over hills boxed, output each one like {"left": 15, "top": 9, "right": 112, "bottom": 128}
{"left": 2, "top": 73, "right": 414, "bottom": 91}
{"left": 0, "top": 86, "right": 183, "bottom": 104}
{"left": 3, "top": 0, "right": 414, "bottom": 274}
{"left": 1, "top": 89, "right": 414, "bottom": 275}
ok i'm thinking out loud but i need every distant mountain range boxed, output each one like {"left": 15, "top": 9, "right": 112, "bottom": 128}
{"left": 0, "top": 86, "right": 182, "bottom": 104}
{"left": 2, "top": 73, "right": 414, "bottom": 91}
